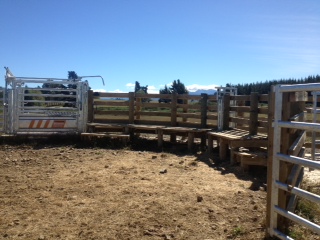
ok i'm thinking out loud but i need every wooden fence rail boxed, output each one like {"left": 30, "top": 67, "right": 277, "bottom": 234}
{"left": 89, "top": 91, "right": 219, "bottom": 129}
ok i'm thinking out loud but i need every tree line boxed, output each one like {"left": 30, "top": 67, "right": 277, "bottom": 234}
{"left": 226, "top": 75, "right": 320, "bottom": 95}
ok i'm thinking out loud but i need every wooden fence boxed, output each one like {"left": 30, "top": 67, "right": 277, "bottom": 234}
{"left": 88, "top": 91, "right": 218, "bottom": 129}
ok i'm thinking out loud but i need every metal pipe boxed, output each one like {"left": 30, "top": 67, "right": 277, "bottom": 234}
{"left": 278, "top": 121, "right": 320, "bottom": 132}
{"left": 274, "top": 205, "right": 320, "bottom": 235}
{"left": 275, "top": 180, "right": 320, "bottom": 203}
{"left": 277, "top": 83, "right": 320, "bottom": 92}
{"left": 277, "top": 153, "right": 320, "bottom": 170}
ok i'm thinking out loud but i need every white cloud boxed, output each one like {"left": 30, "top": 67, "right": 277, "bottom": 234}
{"left": 147, "top": 85, "right": 159, "bottom": 94}
{"left": 109, "top": 89, "right": 125, "bottom": 93}
{"left": 126, "top": 83, "right": 135, "bottom": 87}
{"left": 186, "top": 84, "right": 219, "bottom": 92}
{"left": 93, "top": 89, "right": 107, "bottom": 92}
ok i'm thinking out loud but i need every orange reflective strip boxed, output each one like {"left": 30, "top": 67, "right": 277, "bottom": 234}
{"left": 36, "top": 120, "right": 43, "bottom": 128}
{"left": 29, "top": 120, "right": 35, "bottom": 128}
{"left": 44, "top": 120, "right": 51, "bottom": 128}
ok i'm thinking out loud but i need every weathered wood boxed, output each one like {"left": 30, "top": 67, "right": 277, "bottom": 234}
{"left": 136, "top": 97, "right": 141, "bottom": 120}
{"left": 171, "top": 93, "right": 177, "bottom": 126}
{"left": 249, "top": 92, "right": 259, "bottom": 135}
{"left": 266, "top": 85, "right": 275, "bottom": 236}
{"left": 81, "top": 132, "right": 130, "bottom": 138}
{"left": 229, "top": 139, "right": 268, "bottom": 148}
{"left": 94, "top": 101, "right": 129, "bottom": 106}
{"left": 129, "top": 92, "right": 135, "bottom": 123}
{"left": 93, "top": 92, "right": 129, "bottom": 98}
{"left": 223, "top": 94, "right": 230, "bottom": 130}
{"left": 95, "top": 110, "right": 129, "bottom": 115}
{"left": 288, "top": 131, "right": 306, "bottom": 156}
{"left": 188, "top": 132, "right": 195, "bottom": 151}
{"left": 201, "top": 93, "right": 208, "bottom": 128}
{"left": 87, "top": 90, "right": 94, "bottom": 123}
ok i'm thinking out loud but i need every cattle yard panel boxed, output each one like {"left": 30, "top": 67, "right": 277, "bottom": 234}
{"left": 4, "top": 73, "right": 89, "bottom": 135}
{"left": 268, "top": 83, "right": 320, "bottom": 239}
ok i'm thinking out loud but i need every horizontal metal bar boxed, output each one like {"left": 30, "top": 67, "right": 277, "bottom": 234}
{"left": 274, "top": 205, "right": 320, "bottom": 235}
{"left": 275, "top": 180, "right": 320, "bottom": 203}
{"left": 277, "top": 153, "right": 320, "bottom": 170}
{"left": 278, "top": 121, "right": 320, "bottom": 132}
{"left": 277, "top": 83, "right": 320, "bottom": 93}
{"left": 27, "top": 88, "right": 78, "bottom": 91}
{"left": 12, "top": 79, "right": 80, "bottom": 84}
{"left": 20, "top": 100, "right": 77, "bottom": 104}
{"left": 22, "top": 94, "right": 77, "bottom": 98}
{"left": 272, "top": 228, "right": 294, "bottom": 240}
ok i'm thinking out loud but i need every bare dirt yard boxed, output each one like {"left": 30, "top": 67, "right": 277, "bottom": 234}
{"left": 0, "top": 138, "right": 269, "bottom": 240}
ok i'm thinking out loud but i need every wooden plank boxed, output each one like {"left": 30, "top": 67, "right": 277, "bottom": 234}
{"left": 129, "top": 92, "right": 134, "bottom": 123}
{"left": 223, "top": 94, "right": 230, "bottom": 130}
{"left": 95, "top": 110, "right": 129, "bottom": 115}
{"left": 288, "top": 131, "right": 306, "bottom": 156}
{"left": 177, "top": 104, "right": 202, "bottom": 110}
{"left": 207, "top": 105, "right": 218, "bottom": 111}
{"left": 177, "top": 113, "right": 201, "bottom": 118}
{"left": 94, "top": 101, "right": 129, "bottom": 106}
{"left": 171, "top": 93, "right": 177, "bottom": 126}
{"left": 229, "top": 117, "right": 250, "bottom": 125}
{"left": 133, "top": 120, "right": 170, "bottom": 126}
{"left": 92, "top": 119, "right": 130, "bottom": 124}
{"left": 207, "top": 114, "right": 218, "bottom": 120}
{"left": 93, "top": 92, "right": 129, "bottom": 98}
{"left": 232, "top": 95, "right": 250, "bottom": 101}
{"left": 87, "top": 90, "right": 94, "bottom": 123}
{"left": 249, "top": 92, "right": 259, "bottom": 135}
{"left": 259, "top": 108, "right": 269, "bottom": 114}
{"left": 201, "top": 93, "right": 208, "bottom": 128}
{"left": 259, "top": 94, "right": 269, "bottom": 101}
{"left": 81, "top": 133, "right": 129, "bottom": 138}
{"left": 229, "top": 139, "right": 268, "bottom": 148}
{"left": 230, "top": 106, "right": 250, "bottom": 113}
{"left": 136, "top": 111, "right": 171, "bottom": 117}
{"left": 241, "top": 154, "right": 268, "bottom": 166}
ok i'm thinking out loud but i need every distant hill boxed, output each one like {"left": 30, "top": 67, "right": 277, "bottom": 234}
{"left": 189, "top": 89, "right": 217, "bottom": 95}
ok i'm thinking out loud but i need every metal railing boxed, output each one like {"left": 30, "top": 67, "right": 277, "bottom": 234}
{"left": 270, "top": 83, "right": 320, "bottom": 239}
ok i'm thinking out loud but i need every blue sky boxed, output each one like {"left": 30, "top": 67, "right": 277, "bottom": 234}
{"left": 1, "top": 0, "right": 319, "bottom": 93}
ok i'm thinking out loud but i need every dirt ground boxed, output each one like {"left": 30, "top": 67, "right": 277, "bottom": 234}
{"left": 0, "top": 138, "right": 269, "bottom": 240}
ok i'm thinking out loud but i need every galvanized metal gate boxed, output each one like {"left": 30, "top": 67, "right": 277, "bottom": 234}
{"left": 269, "top": 83, "right": 320, "bottom": 239}
{"left": 216, "top": 87, "right": 237, "bottom": 130}
{"left": 4, "top": 68, "right": 89, "bottom": 135}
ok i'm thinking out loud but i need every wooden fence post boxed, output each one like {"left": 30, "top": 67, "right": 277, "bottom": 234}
{"left": 223, "top": 94, "right": 230, "bottom": 130}
{"left": 249, "top": 92, "right": 259, "bottom": 135}
{"left": 171, "top": 92, "right": 177, "bottom": 126}
{"left": 136, "top": 95, "right": 141, "bottom": 120}
{"left": 87, "top": 90, "right": 94, "bottom": 123}
{"left": 201, "top": 93, "right": 208, "bottom": 128}
{"left": 266, "top": 86, "right": 275, "bottom": 237}
{"left": 129, "top": 92, "right": 134, "bottom": 124}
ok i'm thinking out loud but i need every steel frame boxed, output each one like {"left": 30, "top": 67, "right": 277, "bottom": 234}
{"left": 270, "top": 83, "right": 320, "bottom": 239}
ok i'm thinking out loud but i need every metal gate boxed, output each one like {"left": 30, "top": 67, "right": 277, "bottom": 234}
{"left": 4, "top": 68, "right": 89, "bottom": 135}
{"left": 269, "top": 83, "right": 320, "bottom": 239}
{"left": 216, "top": 87, "right": 237, "bottom": 130}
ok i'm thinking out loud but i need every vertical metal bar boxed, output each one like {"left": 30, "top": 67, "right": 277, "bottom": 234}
{"left": 270, "top": 85, "right": 283, "bottom": 236}
{"left": 312, "top": 92, "right": 317, "bottom": 160}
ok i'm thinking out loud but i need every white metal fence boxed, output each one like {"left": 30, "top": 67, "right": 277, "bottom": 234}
{"left": 4, "top": 76, "right": 89, "bottom": 135}
{"left": 270, "top": 83, "right": 320, "bottom": 239}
